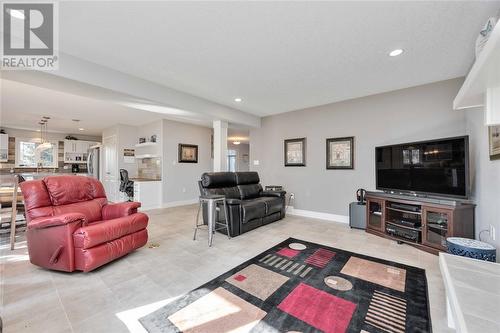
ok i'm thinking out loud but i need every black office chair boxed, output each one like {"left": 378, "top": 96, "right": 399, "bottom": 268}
{"left": 119, "top": 169, "right": 134, "bottom": 201}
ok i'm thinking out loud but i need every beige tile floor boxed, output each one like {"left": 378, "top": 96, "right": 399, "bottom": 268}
{"left": 0, "top": 205, "right": 452, "bottom": 332}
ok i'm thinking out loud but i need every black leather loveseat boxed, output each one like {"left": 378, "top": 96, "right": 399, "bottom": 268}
{"left": 198, "top": 172, "right": 286, "bottom": 236}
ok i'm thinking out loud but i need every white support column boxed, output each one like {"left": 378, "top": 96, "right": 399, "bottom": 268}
{"left": 213, "top": 120, "right": 228, "bottom": 172}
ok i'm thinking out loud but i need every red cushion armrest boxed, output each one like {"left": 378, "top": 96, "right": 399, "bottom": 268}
{"left": 28, "top": 213, "right": 87, "bottom": 230}
{"left": 102, "top": 202, "right": 141, "bottom": 220}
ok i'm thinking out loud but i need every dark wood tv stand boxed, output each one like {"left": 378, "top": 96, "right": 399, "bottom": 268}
{"left": 365, "top": 192, "right": 475, "bottom": 255}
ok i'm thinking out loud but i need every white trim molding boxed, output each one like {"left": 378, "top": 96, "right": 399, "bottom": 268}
{"left": 161, "top": 198, "right": 198, "bottom": 209}
{"left": 287, "top": 206, "right": 349, "bottom": 224}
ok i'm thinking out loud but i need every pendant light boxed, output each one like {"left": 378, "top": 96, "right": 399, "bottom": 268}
{"left": 36, "top": 117, "right": 53, "bottom": 152}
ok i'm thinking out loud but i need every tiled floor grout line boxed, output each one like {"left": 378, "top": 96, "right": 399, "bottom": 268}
{"left": 0, "top": 206, "right": 452, "bottom": 332}
{"left": 50, "top": 273, "right": 75, "bottom": 333}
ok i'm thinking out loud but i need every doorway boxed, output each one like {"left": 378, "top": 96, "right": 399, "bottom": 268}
{"left": 227, "top": 128, "right": 250, "bottom": 172}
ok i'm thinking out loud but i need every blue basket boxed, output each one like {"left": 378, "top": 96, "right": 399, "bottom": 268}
{"left": 446, "top": 237, "right": 496, "bottom": 262}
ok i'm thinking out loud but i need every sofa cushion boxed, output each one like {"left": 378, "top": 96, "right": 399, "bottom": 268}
{"left": 240, "top": 200, "right": 266, "bottom": 223}
{"left": 73, "top": 212, "right": 148, "bottom": 249}
{"left": 74, "top": 229, "right": 148, "bottom": 272}
{"left": 238, "top": 184, "right": 262, "bottom": 200}
{"left": 235, "top": 172, "right": 260, "bottom": 185}
{"left": 256, "top": 197, "right": 283, "bottom": 215}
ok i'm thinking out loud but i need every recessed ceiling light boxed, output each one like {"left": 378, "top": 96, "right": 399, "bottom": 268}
{"left": 234, "top": 98, "right": 242, "bottom": 103}
{"left": 78, "top": 128, "right": 85, "bottom": 131}
{"left": 233, "top": 141, "right": 241, "bottom": 145}
{"left": 8, "top": 9, "right": 25, "bottom": 20}
{"left": 389, "top": 49, "right": 404, "bottom": 57}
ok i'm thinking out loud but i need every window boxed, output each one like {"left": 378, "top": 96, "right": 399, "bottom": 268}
{"left": 16, "top": 138, "right": 58, "bottom": 168}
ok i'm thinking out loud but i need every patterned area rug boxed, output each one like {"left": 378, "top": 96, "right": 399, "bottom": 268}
{"left": 140, "top": 238, "right": 431, "bottom": 333}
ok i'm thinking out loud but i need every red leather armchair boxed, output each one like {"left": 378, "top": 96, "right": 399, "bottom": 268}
{"left": 19, "top": 175, "right": 148, "bottom": 272}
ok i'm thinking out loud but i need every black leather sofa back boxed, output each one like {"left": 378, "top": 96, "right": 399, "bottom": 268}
{"left": 235, "top": 172, "right": 260, "bottom": 185}
{"left": 235, "top": 172, "right": 262, "bottom": 199}
{"left": 199, "top": 172, "right": 240, "bottom": 199}
{"left": 201, "top": 172, "right": 236, "bottom": 188}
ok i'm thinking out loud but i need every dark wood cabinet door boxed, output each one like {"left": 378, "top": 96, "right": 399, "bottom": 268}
{"left": 366, "top": 198, "right": 384, "bottom": 232}
{"left": 422, "top": 207, "right": 452, "bottom": 250}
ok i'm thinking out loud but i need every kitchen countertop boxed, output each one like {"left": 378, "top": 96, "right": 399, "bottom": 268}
{"left": 439, "top": 253, "right": 500, "bottom": 332}
{"left": 130, "top": 178, "right": 161, "bottom": 182}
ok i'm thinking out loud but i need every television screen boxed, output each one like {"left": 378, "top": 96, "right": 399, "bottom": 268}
{"left": 376, "top": 136, "right": 469, "bottom": 198}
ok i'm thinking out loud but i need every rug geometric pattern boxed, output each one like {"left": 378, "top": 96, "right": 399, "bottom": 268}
{"left": 365, "top": 290, "right": 407, "bottom": 333}
{"left": 278, "top": 282, "right": 356, "bottom": 333}
{"left": 305, "top": 248, "right": 336, "bottom": 268}
{"left": 225, "top": 264, "right": 289, "bottom": 300}
{"left": 139, "top": 238, "right": 431, "bottom": 333}
{"left": 341, "top": 256, "right": 407, "bottom": 292}
{"left": 167, "top": 287, "right": 267, "bottom": 333}
{"left": 259, "top": 254, "right": 314, "bottom": 278}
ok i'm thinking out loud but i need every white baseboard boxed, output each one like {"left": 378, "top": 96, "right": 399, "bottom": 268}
{"left": 287, "top": 206, "right": 349, "bottom": 224}
{"left": 161, "top": 198, "right": 198, "bottom": 209}
{"left": 149, "top": 201, "right": 349, "bottom": 224}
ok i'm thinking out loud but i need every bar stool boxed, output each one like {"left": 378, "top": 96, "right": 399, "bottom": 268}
{"left": 193, "top": 194, "right": 230, "bottom": 246}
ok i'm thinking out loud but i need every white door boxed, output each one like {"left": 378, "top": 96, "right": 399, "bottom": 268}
{"left": 102, "top": 135, "right": 118, "bottom": 202}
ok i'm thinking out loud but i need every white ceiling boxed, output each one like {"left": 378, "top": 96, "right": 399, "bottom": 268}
{"left": 0, "top": 79, "right": 163, "bottom": 136}
{"left": 57, "top": 1, "right": 500, "bottom": 116}
{"left": 0, "top": 78, "right": 251, "bottom": 140}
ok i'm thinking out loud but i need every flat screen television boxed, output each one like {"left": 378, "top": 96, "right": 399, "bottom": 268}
{"left": 376, "top": 136, "right": 469, "bottom": 199}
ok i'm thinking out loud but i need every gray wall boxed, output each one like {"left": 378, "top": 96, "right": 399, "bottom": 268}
{"left": 466, "top": 108, "right": 500, "bottom": 256}
{"left": 250, "top": 78, "right": 467, "bottom": 217}
{"left": 162, "top": 119, "right": 212, "bottom": 204}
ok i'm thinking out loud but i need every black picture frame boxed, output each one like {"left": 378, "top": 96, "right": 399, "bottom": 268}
{"left": 326, "top": 137, "right": 354, "bottom": 169}
{"left": 284, "top": 137, "right": 306, "bottom": 167}
{"left": 178, "top": 144, "right": 198, "bottom": 163}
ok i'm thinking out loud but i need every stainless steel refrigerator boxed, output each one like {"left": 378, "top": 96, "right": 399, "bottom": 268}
{"left": 87, "top": 145, "right": 101, "bottom": 180}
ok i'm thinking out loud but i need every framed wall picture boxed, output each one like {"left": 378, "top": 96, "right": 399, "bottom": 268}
{"left": 284, "top": 138, "right": 306, "bottom": 166}
{"left": 178, "top": 144, "right": 198, "bottom": 163}
{"left": 326, "top": 137, "right": 354, "bottom": 169}
{"left": 489, "top": 125, "right": 500, "bottom": 160}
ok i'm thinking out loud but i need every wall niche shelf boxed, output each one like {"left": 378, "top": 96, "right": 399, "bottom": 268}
{"left": 135, "top": 154, "right": 159, "bottom": 159}
{"left": 454, "top": 20, "right": 500, "bottom": 125}
{"left": 135, "top": 142, "right": 158, "bottom": 148}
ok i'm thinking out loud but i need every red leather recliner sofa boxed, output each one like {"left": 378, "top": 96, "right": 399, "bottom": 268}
{"left": 19, "top": 175, "right": 148, "bottom": 272}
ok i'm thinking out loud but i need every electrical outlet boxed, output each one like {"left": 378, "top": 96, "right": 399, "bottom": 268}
{"left": 490, "top": 224, "right": 496, "bottom": 241}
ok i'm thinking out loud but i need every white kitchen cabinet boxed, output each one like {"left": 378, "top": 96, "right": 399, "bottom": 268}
{"left": 0, "top": 133, "right": 8, "bottom": 162}
{"left": 133, "top": 181, "right": 161, "bottom": 210}
{"left": 64, "top": 140, "right": 100, "bottom": 163}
